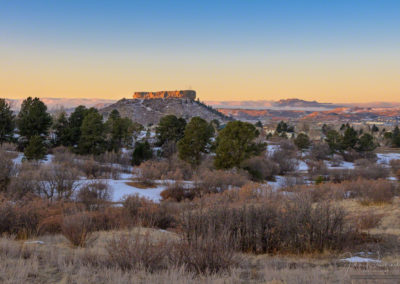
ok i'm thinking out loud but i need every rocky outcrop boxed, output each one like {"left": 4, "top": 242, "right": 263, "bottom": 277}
{"left": 133, "top": 90, "right": 196, "bottom": 100}
{"left": 100, "top": 98, "right": 230, "bottom": 126}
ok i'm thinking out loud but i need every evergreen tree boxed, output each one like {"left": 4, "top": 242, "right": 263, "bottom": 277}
{"left": 215, "top": 121, "right": 265, "bottom": 169}
{"left": 132, "top": 141, "right": 153, "bottom": 166}
{"left": 357, "top": 133, "right": 376, "bottom": 152}
{"left": 155, "top": 115, "right": 186, "bottom": 146}
{"left": 53, "top": 111, "right": 70, "bottom": 147}
{"left": 371, "top": 124, "right": 379, "bottom": 133}
{"left": 78, "top": 111, "right": 106, "bottom": 155}
{"left": 276, "top": 121, "right": 288, "bottom": 134}
{"left": 178, "top": 117, "right": 214, "bottom": 166}
{"left": 342, "top": 126, "right": 358, "bottom": 149}
{"left": 325, "top": 130, "right": 343, "bottom": 152}
{"left": 294, "top": 133, "right": 311, "bottom": 150}
{"left": 255, "top": 121, "right": 263, "bottom": 128}
{"left": 392, "top": 126, "right": 400, "bottom": 147}
{"left": 0, "top": 99, "right": 15, "bottom": 145}
{"left": 17, "top": 97, "right": 52, "bottom": 141}
{"left": 106, "top": 110, "right": 136, "bottom": 152}
{"left": 67, "top": 105, "right": 88, "bottom": 146}
{"left": 24, "top": 135, "right": 47, "bottom": 160}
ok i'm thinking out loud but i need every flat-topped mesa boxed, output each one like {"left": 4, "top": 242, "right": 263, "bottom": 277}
{"left": 133, "top": 90, "right": 196, "bottom": 100}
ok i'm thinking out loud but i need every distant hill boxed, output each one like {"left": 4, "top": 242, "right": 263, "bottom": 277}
{"left": 205, "top": 98, "right": 342, "bottom": 110}
{"left": 5, "top": 98, "right": 116, "bottom": 112}
{"left": 272, "top": 98, "right": 342, "bottom": 109}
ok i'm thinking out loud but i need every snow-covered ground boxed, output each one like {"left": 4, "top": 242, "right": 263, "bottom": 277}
{"left": 107, "top": 179, "right": 166, "bottom": 202}
{"left": 341, "top": 256, "right": 381, "bottom": 263}
{"left": 377, "top": 153, "right": 400, "bottom": 164}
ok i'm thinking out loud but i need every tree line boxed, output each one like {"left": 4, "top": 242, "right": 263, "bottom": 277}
{"left": 0, "top": 97, "right": 142, "bottom": 160}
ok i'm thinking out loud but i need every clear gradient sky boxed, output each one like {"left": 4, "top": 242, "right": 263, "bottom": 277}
{"left": 1, "top": 1, "right": 399, "bottom": 102}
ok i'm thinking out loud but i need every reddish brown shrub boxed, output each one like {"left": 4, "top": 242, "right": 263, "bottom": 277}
{"left": 106, "top": 231, "right": 169, "bottom": 271}
{"left": 61, "top": 212, "right": 94, "bottom": 247}
{"left": 160, "top": 183, "right": 196, "bottom": 202}
{"left": 194, "top": 168, "right": 249, "bottom": 193}
{"left": 356, "top": 211, "right": 383, "bottom": 230}
{"left": 123, "top": 195, "right": 176, "bottom": 229}
{"left": 172, "top": 232, "right": 239, "bottom": 274}
{"left": 390, "top": 159, "right": 400, "bottom": 174}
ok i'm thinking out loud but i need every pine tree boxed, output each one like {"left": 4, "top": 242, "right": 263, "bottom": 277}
{"left": 0, "top": 99, "right": 15, "bottom": 145}
{"left": 215, "top": 121, "right": 265, "bottom": 169}
{"left": 342, "top": 126, "right": 358, "bottom": 149}
{"left": 106, "top": 109, "right": 136, "bottom": 152}
{"left": 392, "top": 126, "right": 400, "bottom": 147}
{"left": 294, "top": 133, "right": 311, "bottom": 150}
{"left": 178, "top": 117, "right": 214, "bottom": 166}
{"left": 24, "top": 135, "right": 47, "bottom": 160}
{"left": 132, "top": 141, "right": 153, "bottom": 166}
{"left": 357, "top": 133, "right": 376, "bottom": 152}
{"left": 155, "top": 115, "right": 186, "bottom": 148}
{"left": 78, "top": 111, "right": 106, "bottom": 155}
{"left": 67, "top": 105, "right": 88, "bottom": 147}
{"left": 53, "top": 112, "right": 70, "bottom": 147}
{"left": 17, "top": 97, "right": 52, "bottom": 142}
{"left": 325, "top": 130, "right": 343, "bottom": 152}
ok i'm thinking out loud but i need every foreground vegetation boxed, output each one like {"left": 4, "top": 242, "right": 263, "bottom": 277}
{"left": 1, "top": 97, "right": 400, "bottom": 282}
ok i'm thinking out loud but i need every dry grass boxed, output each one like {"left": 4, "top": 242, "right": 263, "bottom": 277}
{"left": 0, "top": 230, "right": 399, "bottom": 284}
{"left": 339, "top": 197, "right": 400, "bottom": 236}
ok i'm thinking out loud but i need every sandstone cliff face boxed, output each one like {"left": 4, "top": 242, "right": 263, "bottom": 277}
{"left": 100, "top": 98, "right": 230, "bottom": 126}
{"left": 133, "top": 90, "right": 196, "bottom": 100}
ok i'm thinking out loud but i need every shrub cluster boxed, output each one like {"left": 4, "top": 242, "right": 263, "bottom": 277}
{"left": 182, "top": 196, "right": 353, "bottom": 254}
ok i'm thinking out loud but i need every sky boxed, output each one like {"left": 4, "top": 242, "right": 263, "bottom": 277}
{"left": 1, "top": 0, "right": 400, "bottom": 103}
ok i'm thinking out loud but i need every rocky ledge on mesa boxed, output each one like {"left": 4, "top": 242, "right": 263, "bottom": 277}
{"left": 133, "top": 90, "right": 196, "bottom": 100}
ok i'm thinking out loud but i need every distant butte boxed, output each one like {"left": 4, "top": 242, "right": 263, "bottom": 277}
{"left": 133, "top": 90, "right": 196, "bottom": 100}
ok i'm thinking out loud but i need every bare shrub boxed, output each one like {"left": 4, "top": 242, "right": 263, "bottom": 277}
{"left": 357, "top": 179, "right": 397, "bottom": 205}
{"left": 182, "top": 196, "right": 353, "bottom": 254}
{"left": 307, "top": 160, "right": 328, "bottom": 179}
{"left": 136, "top": 156, "right": 193, "bottom": 183}
{"left": 61, "top": 212, "right": 94, "bottom": 247}
{"left": 94, "top": 151, "right": 132, "bottom": 172}
{"left": 76, "top": 181, "right": 111, "bottom": 210}
{"left": 390, "top": 159, "right": 400, "bottom": 174}
{"left": 136, "top": 160, "right": 169, "bottom": 184}
{"left": 77, "top": 157, "right": 120, "bottom": 179}
{"left": 106, "top": 231, "right": 169, "bottom": 271}
{"left": 35, "top": 163, "right": 81, "bottom": 200}
{"left": 160, "top": 183, "right": 196, "bottom": 202}
{"left": 270, "top": 140, "right": 298, "bottom": 174}
{"left": 241, "top": 155, "right": 280, "bottom": 181}
{"left": 123, "top": 195, "right": 176, "bottom": 229}
{"left": 51, "top": 146, "right": 77, "bottom": 165}
{"left": 7, "top": 162, "right": 39, "bottom": 198}
{"left": 283, "top": 175, "right": 306, "bottom": 188}
{"left": 309, "top": 179, "right": 397, "bottom": 204}
{"left": 342, "top": 149, "right": 376, "bottom": 162}
{"left": 353, "top": 159, "right": 389, "bottom": 180}
{"left": 356, "top": 211, "right": 383, "bottom": 230}
{"left": 194, "top": 168, "right": 249, "bottom": 193}
{"left": 172, "top": 232, "right": 239, "bottom": 274}
{"left": 0, "top": 196, "right": 65, "bottom": 238}
{"left": 89, "top": 207, "right": 128, "bottom": 231}
{"left": 309, "top": 142, "right": 331, "bottom": 160}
